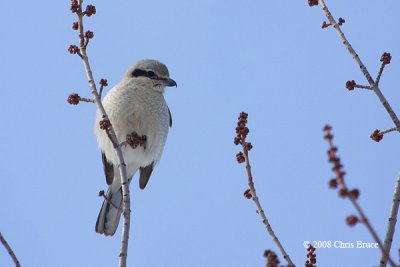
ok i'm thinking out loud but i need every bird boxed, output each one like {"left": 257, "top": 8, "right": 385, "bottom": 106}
{"left": 94, "top": 59, "right": 176, "bottom": 236}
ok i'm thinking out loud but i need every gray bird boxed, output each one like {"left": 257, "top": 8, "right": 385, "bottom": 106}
{"left": 94, "top": 59, "right": 176, "bottom": 236}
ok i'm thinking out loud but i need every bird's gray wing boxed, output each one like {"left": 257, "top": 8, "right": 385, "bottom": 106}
{"left": 102, "top": 152, "right": 114, "bottom": 185}
{"left": 168, "top": 106, "right": 172, "bottom": 128}
{"left": 139, "top": 163, "right": 154, "bottom": 189}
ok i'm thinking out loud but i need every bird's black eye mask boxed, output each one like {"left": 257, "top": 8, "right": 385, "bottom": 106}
{"left": 132, "top": 69, "right": 156, "bottom": 78}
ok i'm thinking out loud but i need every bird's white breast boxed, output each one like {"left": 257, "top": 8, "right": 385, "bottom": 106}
{"left": 94, "top": 81, "right": 169, "bottom": 169}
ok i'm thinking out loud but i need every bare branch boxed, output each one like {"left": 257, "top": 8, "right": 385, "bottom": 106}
{"left": 0, "top": 232, "right": 21, "bottom": 267}
{"left": 380, "top": 175, "right": 400, "bottom": 267}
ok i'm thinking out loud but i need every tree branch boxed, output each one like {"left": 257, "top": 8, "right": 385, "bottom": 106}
{"left": 323, "top": 125, "right": 398, "bottom": 267}
{"left": 318, "top": 0, "right": 400, "bottom": 131}
{"left": 235, "top": 112, "right": 295, "bottom": 267}
{"left": 315, "top": 1, "right": 400, "bottom": 265}
{"left": 0, "top": 232, "right": 21, "bottom": 267}
{"left": 72, "top": 1, "right": 131, "bottom": 266}
{"left": 380, "top": 174, "right": 400, "bottom": 267}
{"left": 243, "top": 149, "right": 295, "bottom": 267}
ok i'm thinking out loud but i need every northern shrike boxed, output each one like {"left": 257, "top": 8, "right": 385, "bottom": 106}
{"left": 94, "top": 59, "right": 176, "bottom": 236}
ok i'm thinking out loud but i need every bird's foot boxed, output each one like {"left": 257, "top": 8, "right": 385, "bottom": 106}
{"left": 126, "top": 132, "right": 147, "bottom": 150}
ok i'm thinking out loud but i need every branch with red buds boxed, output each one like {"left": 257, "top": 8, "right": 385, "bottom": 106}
{"left": 375, "top": 52, "right": 392, "bottom": 85}
{"left": 67, "top": 93, "right": 94, "bottom": 105}
{"left": 305, "top": 245, "right": 317, "bottom": 267}
{"left": 369, "top": 127, "right": 400, "bottom": 143}
{"left": 0, "top": 232, "right": 20, "bottom": 267}
{"left": 321, "top": 21, "right": 330, "bottom": 29}
{"left": 67, "top": 1, "right": 131, "bottom": 266}
{"left": 263, "top": 249, "right": 280, "bottom": 267}
{"left": 310, "top": 4, "right": 400, "bottom": 266}
{"left": 322, "top": 17, "right": 344, "bottom": 29}
{"left": 310, "top": 0, "right": 400, "bottom": 140}
{"left": 345, "top": 80, "right": 372, "bottom": 91}
{"left": 66, "top": 79, "right": 108, "bottom": 105}
{"left": 234, "top": 112, "right": 295, "bottom": 267}
{"left": 99, "top": 79, "right": 108, "bottom": 99}
{"left": 323, "top": 125, "right": 398, "bottom": 267}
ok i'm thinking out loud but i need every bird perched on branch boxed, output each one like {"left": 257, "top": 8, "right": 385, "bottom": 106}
{"left": 94, "top": 59, "right": 176, "bottom": 236}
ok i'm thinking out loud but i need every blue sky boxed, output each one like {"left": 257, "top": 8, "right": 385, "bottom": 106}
{"left": 1, "top": 1, "right": 400, "bottom": 266}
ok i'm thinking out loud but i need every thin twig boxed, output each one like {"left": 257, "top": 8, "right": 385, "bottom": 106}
{"left": 354, "top": 84, "right": 372, "bottom": 90}
{"left": 98, "top": 79, "right": 108, "bottom": 100}
{"left": 84, "top": 37, "right": 89, "bottom": 49}
{"left": 0, "top": 232, "right": 21, "bottom": 267}
{"left": 324, "top": 126, "right": 398, "bottom": 267}
{"left": 242, "top": 148, "right": 295, "bottom": 267}
{"left": 100, "top": 191, "right": 123, "bottom": 210}
{"left": 235, "top": 112, "right": 295, "bottom": 267}
{"left": 380, "top": 127, "right": 399, "bottom": 135}
{"left": 380, "top": 175, "right": 400, "bottom": 267}
{"left": 79, "top": 97, "right": 95, "bottom": 103}
{"left": 318, "top": 0, "right": 400, "bottom": 131}
{"left": 99, "top": 84, "right": 104, "bottom": 99}
{"left": 376, "top": 61, "right": 386, "bottom": 86}
{"left": 74, "top": 2, "right": 131, "bottom": 266}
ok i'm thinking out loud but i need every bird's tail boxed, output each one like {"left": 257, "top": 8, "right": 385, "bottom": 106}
{"left": 95, "top": 187, "right": 123, "bottom": 236}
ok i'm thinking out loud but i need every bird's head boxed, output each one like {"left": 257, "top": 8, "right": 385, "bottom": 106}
{"left": 124, "top": 59, "right": 177, "bottom": 92}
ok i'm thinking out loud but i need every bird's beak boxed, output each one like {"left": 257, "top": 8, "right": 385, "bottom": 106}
{"left": 161, "top": 78, "right": 177, "bottom": 87}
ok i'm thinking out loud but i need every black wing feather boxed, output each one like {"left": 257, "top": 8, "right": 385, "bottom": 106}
{"left": 139, "top": 163, "right": 154, "bottom": 189}
{"left": 168, "top": 106, "right": 172, "bottom": 128}
{"left": 101, "top": 152, "right": 114, "bottom": 185}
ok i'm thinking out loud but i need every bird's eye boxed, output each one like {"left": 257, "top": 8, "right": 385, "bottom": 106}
{"left": 147, "top": 71, "right": 155, "bottom": 77}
